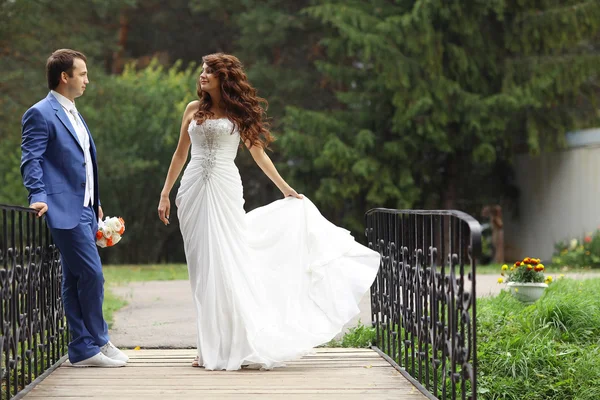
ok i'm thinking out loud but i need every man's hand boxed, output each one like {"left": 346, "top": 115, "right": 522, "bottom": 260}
{"left": 98, "top": 206, "right": 104, "bottom": 221}
{"left": 29, "top": 202, "right": 48, "bottom": 217}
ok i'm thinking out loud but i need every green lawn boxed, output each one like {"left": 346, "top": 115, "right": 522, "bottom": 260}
{"left": 476, "top": 277, "right": 600, "bottom": 399}
{"left": 102, "top": 264, "right": 188, "bottom": 326}
{"left": 103, "top": 263, "right": 189, "bottom": 283}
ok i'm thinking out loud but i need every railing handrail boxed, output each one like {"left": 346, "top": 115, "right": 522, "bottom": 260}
{"left": 0, "top": 203, "right": 66, "bottom": 399}
{"left": 366, "top": 207, "right": 483, "bottom": 259}
{"left": 0, "top": 203, "right": 36, "bottom": 213}
{"left": 366, "top": 208, "right": 480, "bottom": 399}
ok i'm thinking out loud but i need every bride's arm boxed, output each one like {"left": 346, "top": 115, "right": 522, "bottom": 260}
{"left": 157, "top": 102, "right": 195, "bottom": 224}
{"left": 245, "top": 140, "right": 303, "bottom": 199}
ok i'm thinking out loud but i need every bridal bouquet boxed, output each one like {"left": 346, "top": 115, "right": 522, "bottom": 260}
{"left": 96, "top": 216, "right": 125, "bottom": 248}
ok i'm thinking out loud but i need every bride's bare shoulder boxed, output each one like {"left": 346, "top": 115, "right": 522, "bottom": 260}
{"left": 185, "top": 100, "right": 200, "bottom": 113}
{"left": 182, "top": 100, "right": 200, "bottom": 124}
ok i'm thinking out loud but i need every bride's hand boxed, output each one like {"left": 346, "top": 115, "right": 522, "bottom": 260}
{"left": 282, "top": 187, "right": 303, "bottom": 199}
{"left": 158, "top": 195, "right": 171, "bottom": 225}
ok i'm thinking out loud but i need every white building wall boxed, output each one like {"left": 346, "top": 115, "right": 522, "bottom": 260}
{"left": 504, "top": 129, "right": 600, "bottom": 261}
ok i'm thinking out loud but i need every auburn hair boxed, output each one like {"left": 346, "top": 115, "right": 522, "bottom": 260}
{"left": 194, "top": 53, "right": 274, "bottom": 149}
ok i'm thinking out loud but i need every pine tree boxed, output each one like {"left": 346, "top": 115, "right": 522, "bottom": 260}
{"left": 0, "top": 0, "right": 136, "bottom": 204}
{"left": 280, "top": 0, "right": 600, "bottom": 235}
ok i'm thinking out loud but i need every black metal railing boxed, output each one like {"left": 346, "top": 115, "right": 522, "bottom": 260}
{"left": 0, "top": 204, "right": 66, "bottom": 399}
{"left": 365, "top": 209, "right": 481, "bottom": 400}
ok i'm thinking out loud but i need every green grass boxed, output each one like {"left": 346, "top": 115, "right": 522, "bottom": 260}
{"left": 103, "top": 287, "right": 128, "bottom": 328}
{"left": 102, "top": 264, "right": 188, "bottom": 327}
{"left": 103, "top": 263, "right": 188, "bottom": 284}
{"left": 321, "top": 321, "right": 376, "bottom": 348}
{"left": 477, "top": 278, "right": 600, "bottom": 399}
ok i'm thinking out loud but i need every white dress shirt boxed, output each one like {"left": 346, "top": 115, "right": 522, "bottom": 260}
{"left": 51, "top": 90, "right": 94, "bottom": 207}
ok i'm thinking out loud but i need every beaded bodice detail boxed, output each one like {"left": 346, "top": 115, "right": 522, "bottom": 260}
{"left": 187, "top": 118, "right": 240, "bottom": 184}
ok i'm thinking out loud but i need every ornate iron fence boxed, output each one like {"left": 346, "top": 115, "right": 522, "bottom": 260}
{"left": 366, "top": 209, "right": 481, "bottom": 400}
{"left": 0, "top": 204, "right": 66, "bottom": 399}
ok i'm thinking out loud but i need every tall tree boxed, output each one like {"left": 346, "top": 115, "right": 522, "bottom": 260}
{"left": 0, "top": 0, "right": 137, "bottom": 204}
{"left": 278, "top": 0, "right": 600, "bottom": 236}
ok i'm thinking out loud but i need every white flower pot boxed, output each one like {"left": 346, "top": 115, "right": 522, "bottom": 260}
{"left": 506, "top": 282, "right": 548, "bottom": 303}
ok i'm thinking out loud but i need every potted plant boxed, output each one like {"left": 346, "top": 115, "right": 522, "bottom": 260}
{"left": 498, "top": 257, "right": 553, "bottom": 303}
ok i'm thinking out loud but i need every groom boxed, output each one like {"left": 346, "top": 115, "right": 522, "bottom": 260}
{"left": 20, "top": 49, "right": 128, "bottom": 367}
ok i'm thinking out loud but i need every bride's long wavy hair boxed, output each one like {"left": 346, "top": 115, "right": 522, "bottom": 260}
{"left": 194, "top": 53, "right": 274, "bottom": 149}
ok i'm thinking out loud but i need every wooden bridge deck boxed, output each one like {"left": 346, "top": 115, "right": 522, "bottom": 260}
{"left": 21, "top": 348, "right": 427, "bottom": 399}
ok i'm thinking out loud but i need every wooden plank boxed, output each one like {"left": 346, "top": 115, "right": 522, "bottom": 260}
{"left": 34, "top": 377, "right": 413, "bottom": 387}
{"left": 24, "top": 389, "right": 427, "bottom": 398}
{"left": 119, "top": 348, "right": 375, "bottom": 353}
{"left": 49, "top": 368, "right": 402, "bottom": 377}
{"left": 114, "top": 353, "right": 377, "bottom": 360}
{"left": 22, "top": 348, "right": 428, "bottom": 399}
{"left": 26, "top": 388, "right": 426, "bottom": 396}
{"left": 25, "top": 396, "right": 426, "bottom": 400}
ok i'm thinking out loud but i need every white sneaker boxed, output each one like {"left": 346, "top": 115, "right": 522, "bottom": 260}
{"left": 100, "top": 341, "right": 129, "bottom": 362}
{"left": 72, "top": 352, "right": 126, "bottom": 368}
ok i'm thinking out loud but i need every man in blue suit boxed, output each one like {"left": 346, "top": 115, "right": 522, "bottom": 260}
{"left": 21, "top": 49, "right": 128, "bottom": 367}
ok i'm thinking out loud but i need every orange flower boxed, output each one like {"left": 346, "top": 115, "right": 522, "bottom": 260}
{"left": 118, "top": 217, "right": 126, "bottom": 234}
{"left": 527, "top": 265, "right": 533, "bottom": 270}
{"left": 534, "top": 265, "right": 544, "bottom": 272}
{"left": 529, "top": 259, "right": 538, "bottom": 266}
{"left": 514, "top": 261, "right": 522, "bottom": 267}
{"left": 96, "top": 230, "right": 103, "bottom": 240}
{"left": 523, "top": 257, "right": 531, "bottom": 263}
{"left": 585, "top": 236, "right": 592, "bottom": 243}
{"left": 107, "top": 237, "right": 114, "bottom": 247}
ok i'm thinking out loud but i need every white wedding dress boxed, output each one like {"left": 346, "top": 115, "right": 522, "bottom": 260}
{"left": 175, "top": 118, "right": 380, "bottom": 370}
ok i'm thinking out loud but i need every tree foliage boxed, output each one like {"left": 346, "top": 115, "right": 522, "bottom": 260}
{"left": 80, "top": 62, "right": 200, "bottom": 263}
{"left": 281, "top": 0, "right": 600, "bottom": 228}
{"left": 1, "top": 0, "right": 599, "bottom": 261}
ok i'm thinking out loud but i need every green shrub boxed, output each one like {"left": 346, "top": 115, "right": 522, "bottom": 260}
{"left": 552, "top": 229, "right": 600, "bottom": 269}
{"left": 323, "top": 321, "right": 376, "bottom": 348}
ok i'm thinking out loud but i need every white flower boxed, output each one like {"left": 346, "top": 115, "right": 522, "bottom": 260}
{"left": 102, "top": 225, "right": 114, "bottom": 239}
{"left": 97, "top": 236, "right": 108, "bottom": 248}
{"left": 569, "top": 238, "right": 578, "bottom": 250}
{"left": 106, "top": 217, "right": 123, "bottom": 233}
{"left": 111, "top": 232, "right": 122, "bottom": 245}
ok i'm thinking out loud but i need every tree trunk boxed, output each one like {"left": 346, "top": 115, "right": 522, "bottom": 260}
{"left": 112, "top": 11, "right": 129, "bottom": 75}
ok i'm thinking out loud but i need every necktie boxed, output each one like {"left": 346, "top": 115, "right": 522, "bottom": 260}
{"left": 69, "top": 107, "right": 82, "bottom": 127}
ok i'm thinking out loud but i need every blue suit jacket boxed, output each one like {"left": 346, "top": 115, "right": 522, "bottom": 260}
{"left": 21, "top": 92, "right": 100, "bottom": 230}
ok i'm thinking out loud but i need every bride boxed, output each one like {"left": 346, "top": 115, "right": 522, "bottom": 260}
{"left": 157, "top": 53, "right": 380, "bottom": 371}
